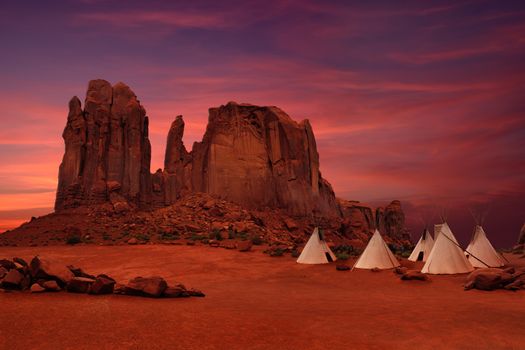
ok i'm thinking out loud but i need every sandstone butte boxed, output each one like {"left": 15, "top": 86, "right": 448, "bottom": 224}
{"left": 15, "top": 79, "right": 409, "bottom": 245}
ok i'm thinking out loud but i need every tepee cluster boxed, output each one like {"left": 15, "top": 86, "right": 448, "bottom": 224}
{"left": 296, "top": 211, "right": 505, "bottom": 275}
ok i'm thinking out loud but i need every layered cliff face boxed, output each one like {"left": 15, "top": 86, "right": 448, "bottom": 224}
{"left": 160, "top": 102, "right": 339, "bottom": 216}
{"left": 55, "top": 80, "right": 151, "bottom": 210}
{"left": 338, "top": 199, "right": 410, "bottom": 242}
{"left": 55, "top": 80, "right": 409, "bottom": 245}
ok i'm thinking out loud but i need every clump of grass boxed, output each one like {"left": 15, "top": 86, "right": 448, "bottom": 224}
{"left": 335, "top": 252, "right": 350, "bottom": 261}
{"left": 66, "top": 235, "right": 81, "bottom": 245}
{"left": 136, "top": 234, "right": 150, "bottom": 242}
{"left": 333, "top": 245, "right": 362, "bottom": 257}
{"left": 251, "top": 236, "right": 264, "bottom": 245}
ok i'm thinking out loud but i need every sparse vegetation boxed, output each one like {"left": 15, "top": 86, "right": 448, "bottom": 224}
{"left": 335, "top": 252, "right": 350, "bottom": 261}
{"left": 332, "top": 245, "right": 362, "bottom": 257}
{"left": 291, "top": 249, "right": 300, "bottom": 258}
{"left": 66, "top": 235, "right": 82, "bottom": 245}
{"left": 251, "top": 236, "right": 264, "bottom": 245}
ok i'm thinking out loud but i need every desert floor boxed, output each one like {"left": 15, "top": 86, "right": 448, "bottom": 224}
{"left": 0, "top": 245, "right": 524, "bottom": 350}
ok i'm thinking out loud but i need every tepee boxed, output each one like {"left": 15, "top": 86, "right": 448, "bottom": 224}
{"left": 421, "top": 222, "right": 474, "bottom": 274}
{"left": 297, "top": 227, "right": 337, "bottom": 264}
{"left": 466, "top": 225, "right": 505, "bottom": 268}
{"left": 353, "top": 230, "right": 400, "bottom": 269}
{"left": 408, "top": 228, "right": 434, "bottom": 262}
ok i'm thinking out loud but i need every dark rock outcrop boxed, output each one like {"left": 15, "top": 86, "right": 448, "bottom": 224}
{"left": 55, "top": 80, "right": 152, "bottom": 211}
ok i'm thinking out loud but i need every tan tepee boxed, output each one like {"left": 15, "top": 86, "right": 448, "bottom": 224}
{"left": 408, "top": 228, "right": 434, "bottom": 262}
{"left": 297, "top": 227, "right": 337, "bottom": 264}
{"left": 421, "top": 222, "right": 474, "bottom": 274}
{"left": 466, "top": 225, "right": 505, "bottom": 267}
{"left": 353, "top": 230, "right": 400, "bottom": 270}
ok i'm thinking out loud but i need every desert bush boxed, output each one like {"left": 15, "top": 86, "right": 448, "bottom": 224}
{"left": 251, "top": 236, "right": 264, "bottom": 245}
{"left": 335, "top": 252, "right": 350, "bottom": 261}
{"left": 291, "top": 249, "right": 300, "bottom": 258}
{"left": 269, "top": 248, "right": 285, "bottom": 257}
{"left": 66, "top": 235, "right": 81, "bottom": 245}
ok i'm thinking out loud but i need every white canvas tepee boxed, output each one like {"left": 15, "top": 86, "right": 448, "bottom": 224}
{"left": 353, "top": 230, "right": 400, "bottom": 269}
{"left": 466, "top": 225, "right": 505, "bottom": 267}
{"left": 297, "top": 227, "right": 337, "bottom": 264}
{"left": 408, "top": 228, "right": 434, "bottom": 262}
{"left": 434, "top": 223, "right": 444, "bottom": 239}
{"left": 421, "top": 222, "right": 474, "bottom": 274}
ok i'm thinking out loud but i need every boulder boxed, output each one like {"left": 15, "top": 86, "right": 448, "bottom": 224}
{"left": 0, "top": 259, "right": 16, "bottom": 270}
{"left": 0, "top": 266, "right": 7, "bottom": 279}
{"left": 0, "top": 269, "right": 25, "bottom": 289}
{"left": 124, "top": 276, "right": 168, "bottom": 298}
{"left": 67, "top": 265, "right": 96, "bottom": 279}
{"left": 67, "top": 277, "right": 96, "bottom": 293}
{"left": 237, "top": 240, "right": 253, "bottom": 252}
{"left": 89, "top": 274, "right": 116, "bottom": 295}
{"left": 188, "top": 288, "right": 205, "bottom": 297}
{"left": 393, "top": 267, "right": 408, "bottom": 275}
{"left": 30, "top": 256, "right": 74, "bottom": 286}
{"left": 41, "top": 280, "right": 61, "bottom": 292}
{"left": 504, "top": 274, "right": 525, "bottom": 290}
{"left": 336, "top": 264, "right": 350, "bottom": 271}
{"left": 401, "top": 270, "right": 429, "bottom": 281}
{"left": 127, "top": 238, "right": 138, "bottom": 245}
{"left": 464, "top": 268, "right": 514, "bottom": 291}
{"left": 163, "top": 284, "right": 190, "bottom": 298}
{"left": 30, "top": 283, "right": 46, "bottom": 293}
{"left": 284, "top": 218, "right": 299, "bottom": 231}
{"left": 13, "top": 257, "right": 28, "bottom": 267}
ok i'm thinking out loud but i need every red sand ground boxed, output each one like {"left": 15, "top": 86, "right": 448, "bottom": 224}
{"left": 0, "top": 245, "right": 524, "bottom": 350}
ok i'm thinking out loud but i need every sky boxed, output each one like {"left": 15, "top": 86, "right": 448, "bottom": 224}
{"left": 0, "top": 0, "right": 524, "bottom": 247}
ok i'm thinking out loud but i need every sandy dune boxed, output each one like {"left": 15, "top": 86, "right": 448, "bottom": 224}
{"left": 1, "top": 245, "right": 524, "bottom": 350}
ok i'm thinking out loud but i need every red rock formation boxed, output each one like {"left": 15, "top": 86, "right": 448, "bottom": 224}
{"left": 167, "top": 102, "right": 339, "bottom": 216}
{"left": 52, "top": 80, "right": 410, "bottom": 243}
{"left": 55, "top": 80, "right": 152, "bottom": 210}
{"left": 518, "top": 223, "right": 525, "bottom": 245}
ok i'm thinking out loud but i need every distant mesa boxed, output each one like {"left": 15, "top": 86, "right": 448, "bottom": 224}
{"left": 2, "top": 79, "right": 409, "bottom": 246}
{"left": 56, "top": 79, "right": 339, "bottom": 216}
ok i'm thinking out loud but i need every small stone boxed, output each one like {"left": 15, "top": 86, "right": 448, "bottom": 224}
{"left": 336, "top": 264, "right": 350, "bottom": 271}
{"left": 127, "top": 238, "right": 138, "bottom": 245}
{"left": 30, "top": 283, "right": 46, "bottom": 293}
{"left": 67, "top": 277, "right": 96, "bottom": 293}
{"left": 42, "top": 280, "right": 61, "bottom": 291}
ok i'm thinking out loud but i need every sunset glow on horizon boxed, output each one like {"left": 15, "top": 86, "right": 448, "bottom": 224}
{"left": 1, "top": 0, "right": 524, "bottom": 246}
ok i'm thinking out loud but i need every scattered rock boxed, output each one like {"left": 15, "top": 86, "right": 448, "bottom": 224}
{"left": 42, "top": 280, "right": 61, "bottom": 292}
{"left": 30, "top": 256, "right": 74, "bottom": 287}
{"left": 0, "top": 259, "right": 16, "bottom": 270}
{"left": 163, "top": 284, "right": 190, "bottom": 298}
{"left": 464, "top": 268, "right": 514, "bottom": 291}
{"left": 127, "top": 238, "right": 138, "bottom": 245}
{"left": 124, "top": 276, "right": 168, "bottom": 298}
{"left": 393, "top": 267, "right": 408, "bottom": 275}
{"left": 13, "top": 257, "right": 28, "bottom": 267}
{"left": 401, "top": 270, "right": 429, "bottom": 281}
{"left": 237, "top": 240, "right": 253, "bottom": 252}
{"left": 30, "top": 283, "right": 46, "bottom": 293}
{"left": 89, "top": 274, "right": 116, "bottom": 295}
{"left": 67, "top": 277, "right": 96, "bottom": 293}
{"left": 336, "top": 264, "right": 350, "bottom": 271}
{"left": 67, "top": 265, "right": 96, "bottom": 279}
{"left": 0, "top": 269, "right": 24, "bottom": 289}
{"left": 187, "top": 288, "right": 205, "bottom": 297}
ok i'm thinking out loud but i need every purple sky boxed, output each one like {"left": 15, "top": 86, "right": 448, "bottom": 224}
{"left": 0, "top": 0, "right": 524, "bottom": 247}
